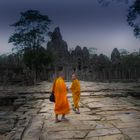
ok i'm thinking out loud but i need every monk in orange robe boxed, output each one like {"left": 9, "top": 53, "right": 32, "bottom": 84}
{"left": 70, "top": 73, "right": 81, "bottom": 114}
{"left": 53, "top": 72, "right": 70, "bottom": 123}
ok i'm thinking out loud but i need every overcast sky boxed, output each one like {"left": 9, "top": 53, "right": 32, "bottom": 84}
{"left": 0, "top": 0, "right": 139, "bottom": 55}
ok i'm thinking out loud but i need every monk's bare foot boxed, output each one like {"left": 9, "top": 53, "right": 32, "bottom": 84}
{"left": 55, "top": 119, "right": 61, "bottom": 123}
{"left": 61, "top": 117, "right": 69, "bottom": 121}
{"left": 75, "top": 111, "right": 80, "bottom": 114}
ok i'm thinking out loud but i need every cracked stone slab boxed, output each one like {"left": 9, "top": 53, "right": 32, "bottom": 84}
{"left": 0, "top": 81, "right": 140, "bottom": 140}
{"left": 22, "top": 115, "right": 44, "bottom": 140}
{"left": 87, "top": 128, "right": 121, "bottom": 138}
{"left": 46, "top": 130, "right": 88, "bottom": 140}
{"left": 68, "top": 114, "right": 102, "bottom": 121}
{"left": 43, "top": 119, "right": 96, "bottom": 132}
{"left": 120, "top": 127, "right": 140, "bottom": 140}
{"left": 86, "top": 134, "right": 131, "bottom": 140}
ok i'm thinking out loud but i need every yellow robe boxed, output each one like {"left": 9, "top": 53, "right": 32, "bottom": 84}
{"left": 70, "top": 79, "right": 80, "bottom": 109}
{"left": 54, "top": 77, "right": 70, "bottom": 115}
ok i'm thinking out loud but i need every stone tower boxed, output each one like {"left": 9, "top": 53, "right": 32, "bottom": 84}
{"left": 47, "top": 27, "right": 71, "bottom": 80}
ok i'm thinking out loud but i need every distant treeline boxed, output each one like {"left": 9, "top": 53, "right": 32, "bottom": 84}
{"left": 86, "top": 48, "right": 140, "bottom": 82}
{"left": 0, "top": 47, "right": 140, "bottom": 85}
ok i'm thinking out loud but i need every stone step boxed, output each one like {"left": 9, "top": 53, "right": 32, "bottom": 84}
{"left": 21, "top": 115, "right": 44, "bottom": 140}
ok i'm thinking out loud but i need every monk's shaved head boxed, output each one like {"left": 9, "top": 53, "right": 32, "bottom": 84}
{"left": 72, "top": 73, "right": 77, "bottom": 80}
{"left": 59, "top": 71, "right": 65, "bottom": 79}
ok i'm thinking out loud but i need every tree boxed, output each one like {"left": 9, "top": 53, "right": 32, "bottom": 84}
{"left": 98, "top": 0, "right": 140, "bottom": 38}
{"left": 121, "top": 53, "right": 140, "bottom": 79}
{"left": 119, "top": 49, "right": 129, "bottom": 56}
{"left": 9, "top": 10, "right": 51, "bottom": 52}
{"left": 23, "top": 47, "right": 53, "bottom": 70}
{"left": 88, "top": 48, "right": 97, "bottom": 57}
{"left": 97, "top": 0, "right": 129, "bottom": 7}
{"left": 127, "top": 0, "right": 140, "bottom": 38}
{"left": 8, "top": 10, "right": 53, "bottom": 81}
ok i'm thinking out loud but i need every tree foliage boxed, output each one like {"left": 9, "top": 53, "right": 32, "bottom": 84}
{"left": 127, "top": 0, "right": 140, "bottom": 38}
{"left": 23, "top": 47, "right": 54, "bottom": 70}
{"left": 8, "top": 10, "right": 54, "bottom": 80}
{"left": 98, "top": 0, "right": 140, "bottom": 38}
{"left": 97, "top": 0, "right": 129, "bottom": 7}
{"left": 9, "top": 10, "right": 51, "bottom": 51}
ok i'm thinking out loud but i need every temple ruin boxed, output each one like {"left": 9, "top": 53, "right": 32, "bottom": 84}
{"left": 47, "top": 27, "right": 140, "bottom": 81}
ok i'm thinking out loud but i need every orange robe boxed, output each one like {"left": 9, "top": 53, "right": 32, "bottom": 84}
{"left": 70, "top": 79, "right": 80, "bottom": 109}
{"left": 54, "top": 77, "right": 70, "bottom": 115}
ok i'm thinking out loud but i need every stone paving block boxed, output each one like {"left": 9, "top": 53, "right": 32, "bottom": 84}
{"left": 87, "top": 128, "right": 121, "bottom": 138}
{"left": 127, "top": 134, "right": 140, "bottom": 140}
{"left": 120, "top": 127, "right": 140, "bottom": 139}
{"left": 22, "top": 115, "right": 44, "bottom": 140}
{"left": 86, "top": 134, "right": 131, "bottom": 140}
{"left": 0, "top": 135, "right": 6, "bottom": 140}
{"left": 44, "top": 119, "right": 96, "bottom": 132}
{"left": 0, "top": 81, "right": 140, "bottom": 140}
{"left": 0, "top": 119, "right": 15, "bottom": 134}
{"left": 13, "top": 127, "right": 25, "bottom": 140}
{"left": 68, "top": 114, "right": 101, "bottom": 121}
{"left": 113, "top": 121, "right": 140, "bottom": 129}
{"left": 47, "top": 130, "right": 88, "bottom": 139}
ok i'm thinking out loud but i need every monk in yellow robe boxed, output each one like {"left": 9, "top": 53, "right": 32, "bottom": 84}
{"left": 53, "top": 72, "right": 70, "bottom": 123}
{"left": 70, "top": 73, "right": 81, "bottom": 114}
